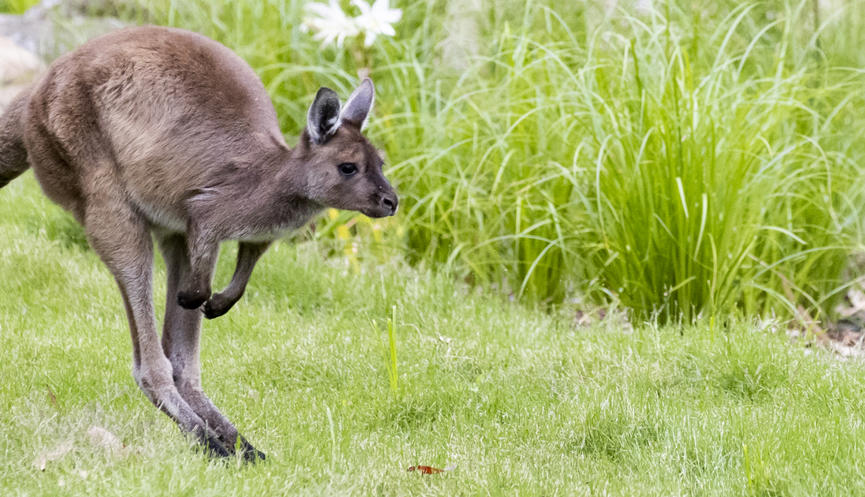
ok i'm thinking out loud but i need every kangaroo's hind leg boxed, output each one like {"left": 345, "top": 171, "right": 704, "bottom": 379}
{"left": 83, "top": 187, "right": 230, "bottom": 457}
{"left": 156, "top": 231, "right": 266, "bottom": 462}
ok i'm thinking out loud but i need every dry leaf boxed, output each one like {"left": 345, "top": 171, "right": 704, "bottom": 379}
{"left": 46, "top": 385, "right": 58, "bottom": 409}
{"left": 407, "top": 464, "right": 455, "bottom": 474}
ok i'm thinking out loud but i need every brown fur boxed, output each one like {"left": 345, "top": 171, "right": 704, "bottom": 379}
{"left": 0, "top": 25, "right": 397, "bottom": 460}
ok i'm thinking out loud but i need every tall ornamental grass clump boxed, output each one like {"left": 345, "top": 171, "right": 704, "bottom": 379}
{"left": 131, "top": 0, "right": 865, "bottom": 322}
{"left": 394, "top": 2, "right": 865, "bottom": 321}
{"left": 573, "top": 5, "right": 865, "bottom": 322}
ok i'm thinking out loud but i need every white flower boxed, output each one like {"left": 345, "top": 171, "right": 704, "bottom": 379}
{"left": 352, "top": 0, "right": 402, "bottom": 47}
{"left": 303, "top": 0, "right": 359, "bottom": 47}
{"left": 634, "top": 0, "right": 653, "bottom": 14}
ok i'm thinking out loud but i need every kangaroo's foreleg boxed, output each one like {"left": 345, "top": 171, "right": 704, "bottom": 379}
{"left": 84, "top": 193, "right": 229, "bottom": 457}
{"left": 157, "top": 232, "right": 266, "bottom": 462}
{"left": 203, "top": 241, "right": 271, "bottom": 319}
{"left": 176, "top": 223, "right": 218, "bottom": 310}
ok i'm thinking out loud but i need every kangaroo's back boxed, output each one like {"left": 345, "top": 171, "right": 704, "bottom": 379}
{"left": 74, "top": 26, "right": 284, "bottom": 171}
{"left": 21, "top": 25, "right": 286, "bottom": 223}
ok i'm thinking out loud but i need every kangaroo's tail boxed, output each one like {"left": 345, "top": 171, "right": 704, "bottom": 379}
{"left": 0, "top": 88, "right": 31, "bottom": 189}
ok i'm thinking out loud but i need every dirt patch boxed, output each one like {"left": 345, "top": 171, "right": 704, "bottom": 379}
{"left": 788, "top": 287, "right": 865, "bottom": 359}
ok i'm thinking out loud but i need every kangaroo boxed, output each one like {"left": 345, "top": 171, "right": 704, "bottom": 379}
{"left": 0, "top": 26, "right": 398, "bottom": 461}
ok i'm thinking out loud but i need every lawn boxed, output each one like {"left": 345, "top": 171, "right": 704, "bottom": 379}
{"left": 3, "top": 174, "right": 865, "bottom": 496}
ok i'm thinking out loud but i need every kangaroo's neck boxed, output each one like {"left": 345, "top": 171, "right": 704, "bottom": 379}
{"left": 243, "top": 146, "right": 323, "bottom": 236}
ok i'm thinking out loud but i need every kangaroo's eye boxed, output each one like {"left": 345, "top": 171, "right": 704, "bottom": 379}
{"left": 338, "top": 163, "right": 358, "bottom": 177}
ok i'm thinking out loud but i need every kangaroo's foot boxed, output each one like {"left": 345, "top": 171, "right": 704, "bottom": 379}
{"left": 136, "top": 365, "right": 233, "bottom": 459}
{"left": 178, "top": 384, "right": 266, "bottom": 463}
{"left": 197, "top": 430, "right": 233, "bottom": 459}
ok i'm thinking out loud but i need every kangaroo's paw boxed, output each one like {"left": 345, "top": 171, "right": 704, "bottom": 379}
{"left": 177, "top": 286, "right": 211, "bottom": 310}
{"left": 202, "top": 293, "right": 237, "bottom": 319}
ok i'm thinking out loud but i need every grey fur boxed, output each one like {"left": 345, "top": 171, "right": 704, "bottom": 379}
{"left": 0, "top": 25, "right": 397, "bottom": 459}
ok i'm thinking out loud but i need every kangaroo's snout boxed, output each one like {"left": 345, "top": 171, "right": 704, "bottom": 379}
{"left": 363, "top": 186, "right": 398, "bottom": 218}
{"left": 379, "top": 191, "right": 398, "bottom": 216}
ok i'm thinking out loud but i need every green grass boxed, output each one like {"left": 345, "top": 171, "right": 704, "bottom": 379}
{"left": 116, "top": 0, "right": 865, "bottom": 323}
{"left": 5, "top": 174, "right": 865, "bottom": 495}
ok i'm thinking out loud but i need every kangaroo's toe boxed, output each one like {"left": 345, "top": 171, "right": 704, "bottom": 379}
{"left": 239, "top": 437, "right": 266, "bottom": 463}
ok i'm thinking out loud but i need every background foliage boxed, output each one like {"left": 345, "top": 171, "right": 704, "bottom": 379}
{"left": 16, "top": 0, "right": 865, "bottom": 323}
{"left": 0, "top": 0, "right": 37, "bottom": 13}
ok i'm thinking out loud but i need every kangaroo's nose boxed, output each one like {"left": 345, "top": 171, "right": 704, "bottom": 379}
{"left": 380, "top": 193, "right": 398, "bottom": 215}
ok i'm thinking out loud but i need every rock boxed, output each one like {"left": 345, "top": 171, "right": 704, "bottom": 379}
{"left": 0, "top": 0, "right": 149, "bottom": 109}
{"left": 0, "top": 35, "right": 43, "bottom": 84}
{"left": 0, "top": 11, "right": 51, "bottom": 56}
{"left": 0, "top": 0, "right": 131, "bottom": 61}
{"left": 0, "top": 35, "right": 43, "bottom": 108}
{"left": 36, "top": 0, "right": 148, "bottom": 19}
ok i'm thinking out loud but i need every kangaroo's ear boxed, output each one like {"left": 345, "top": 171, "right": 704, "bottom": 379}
{"left": 340, "top": 78, "right": 375, "bottom": 130}
{"left": 307, "top": 87, "right": 342, "bottom": 144}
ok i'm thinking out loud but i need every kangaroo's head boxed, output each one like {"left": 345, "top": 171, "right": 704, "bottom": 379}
{"left": 299, "top": 79, "right": 397, "bottom": 218}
